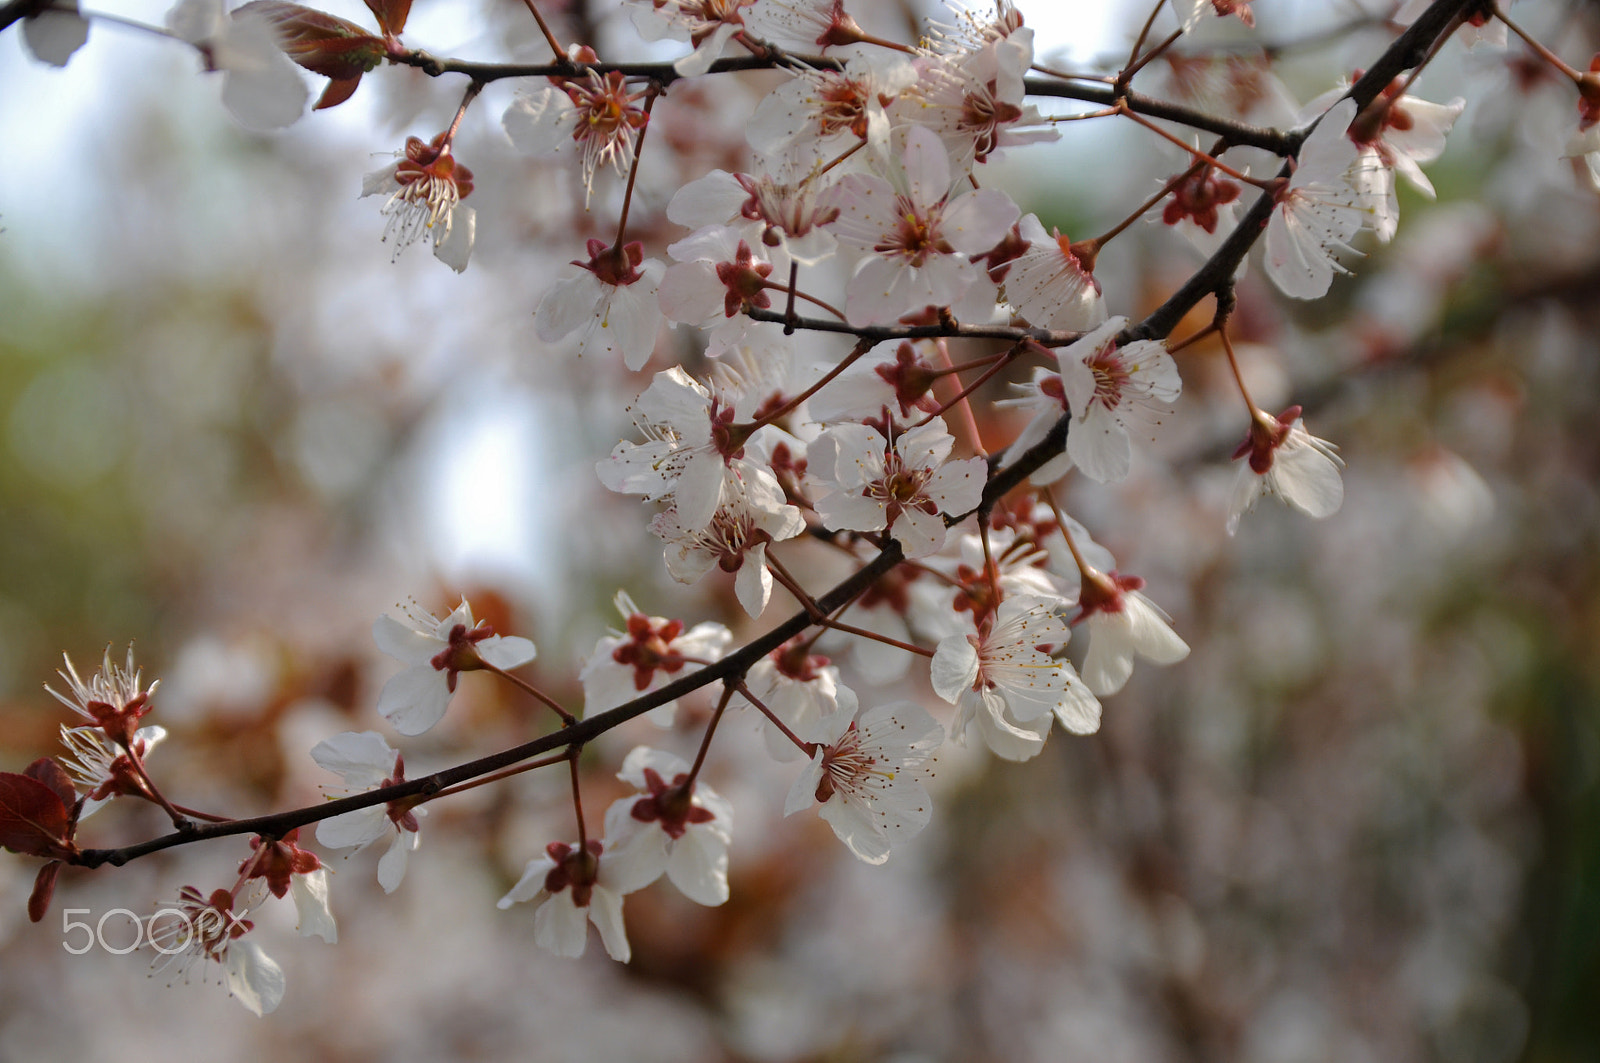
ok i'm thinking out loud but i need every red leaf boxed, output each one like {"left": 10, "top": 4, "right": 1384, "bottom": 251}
{"left": 0, "top": 772, "right": 74, "bottom": 859}
{"left": 25, "top": 758, "right": 77, "bottom": 812}
{"left": 314, "top": 74, "right": 363, "bottom": 111}
{"left": 28, "top": 861, "right": 61, "bottom": 923}
{"left": 363, "top": 0, "right": 411, "bottom": 36}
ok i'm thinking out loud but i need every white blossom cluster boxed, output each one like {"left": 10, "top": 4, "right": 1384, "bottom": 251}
{"left": 14, "top": 0, "right": 1581, "bottom": 1020}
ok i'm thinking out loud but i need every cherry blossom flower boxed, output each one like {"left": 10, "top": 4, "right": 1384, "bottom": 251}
{"left": 1002, "top": 214, "right": 1107, "bottom": 332}
{"left": 809, "top": 418, "right": 987, "bottom": 558}
{"left": 599, "top": 747, "right": 733, "bottom": 906}
{"left": 372, "top": 598, "right": 535, "bottom": 735}
{"left": 535, "top": 238, "right": 665, "bottom": 370}
{"left": 628, "top": 0, "right": 758, "bottom": 77}
{"left": 361, "top": 133, "right": 476, "bottom": 272}
{"left": 784, "top": 701, "right": 943, "bottom": 865}
{"left": 1055, "top": 317, "right": 1181, "bottom": 483}
{"left": 47, "top": 645, "right": 157, "bottom": 748}
{"left": 1073, "top": 569, "right": 1190, "bottom": 696}
{"left": 668, "top": 158, "right": 843, "bottom": 267}
{"left": 166, "top": 0, "right": 309, "bottom": 131}
{"left": 1313, "top": 78, "right": 1465, "bottom": 243}
{"left": 650, "top": 463, "right": 806, "bottom": 618}
{"left": 497, "top": 838, "right": 642, "bottom": 961}
{"left": 805, "top": 340, "right": 942, "bottom": 428}
{"left": 746, "top": 54, "right": 917, "bottom": 163}
{"left": 1172, "top": 0, "right": 1254, "bottom": 31}
{"left": 1227, "top": 405, "right": 1345, "bottom": 535}
{"left": 828, "top": 125, "right": 1020, "bottom": 326}
{"left": 738, "top": 637, "right": 859, "bottom": 759}
{"left": 57, "top": 723, "right": 167, "bottom": 818}
{"left": 1264, "top": 98, "right": 1371, "bottom": 299}
{"left": 598, "top": 365, "right": 782, "bottom": 530}
{"left": 147, "top": 885, "right": 285, "bottom": 1016}
{"left": 240, "top": 830, "right": 337, "bottom": 943}
{"left": 310, "top": 731, "right": 425, "bottom": 893}
{"left": 932, "top": 595, "right": 1100, "bottom": 761}
{"left": 580, "top": 591, "right": 732, "bottom": 723}
{"left": 896, "top": 25, "right": 1056, "bottom": 167}
{"left": 1162, "top": 163, "right": 1244, "bottom": 257}
{"left": 657, "top": 226, "right": 779, "bottom": 345}
{"left": 502, "top": 69, "right": 651, "bottom": 205}
{"left": 20, "top": 0, "right": 89, "bottom": 66}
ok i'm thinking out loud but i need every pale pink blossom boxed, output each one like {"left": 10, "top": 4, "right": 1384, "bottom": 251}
{"left": 580, "top": 591, "right": 732, "bottom": 723}
{"left": 828, "top": 125, "right": 1019, "bottom": 325}
{"left": 372, "top": 598, "right": 535, "bottom": 735}
{"left": 361, "top": 134, "right": 476, "bottom": 272}
{"left": 310, "top": 730, "right": 424, "bottom": 894}
{"left": 809, "top": 418, "right": 987, "bottom": 558}
{"left": 747, "top": 54, "right": 917, "bottom": 163}
{"left": 147, "top": 885, "right": 285, "bottom": 1015}
{"left": 738, "top": 637, "right": 859, "bottom": 759}
{"left": 1073, "top": 570, "right": 1189, "bottom": 696}
{"left": 600, "top": 747, "right": 733, "bottom": 906}
{"left": 932, "top": 595, "right": 1100, "bottom": 761}
{"left": 497, "top": 839, "right": 640, "bottom": 961}
{"left": 535, "top": 239, "right": 665, "bottom": 370}
{"left": 167, "top": 0, "right": 308, "bottom": 131}
{"left": 1227, "top": 405, "right": 1345, "bottom": 534}
{"left": 1056, "top": 317, "right": 1181, "bottom": 483}
{"left": 1003, "top": 214, "right": 1107, "bottom": 332}
{"left": 784, "top": 701, "right": 943, "bottom": 865}
{"left": 628, "top": 0, "right": 758, "bottom": 77}
{"left": 502, "top": 70, "right": 650, "bottom": 205}
{"left": 1264, "top": 98, "right": 1371, "bottom": 299}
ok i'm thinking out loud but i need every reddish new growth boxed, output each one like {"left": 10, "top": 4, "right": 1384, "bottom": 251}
{"left": 574, "top": 239, "right": 647, "bottom": 287}
{"left": 613, "top": 614, "right": 693, "bottom": 691}
{"left": 1164, "top": 167, "right": 1241, "bottom": 234}
{"left": 629, "top": 768, "right": 715, "bottom": 839}
{"left": 543, "top": 840, "right": 603, "bottom": 907}
{"left": 716, "top": 241, "right": 774, "bottom": 316}
{"left": 242, "top": 829, "right": 322, "bottom": 899}
{"left": 1233, "top": 404, "right": 1301, "bottom": 474}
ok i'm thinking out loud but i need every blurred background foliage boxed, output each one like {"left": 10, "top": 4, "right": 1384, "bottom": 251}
{"left": 2, "top": 0, "right": 1600, "bottom": 1060}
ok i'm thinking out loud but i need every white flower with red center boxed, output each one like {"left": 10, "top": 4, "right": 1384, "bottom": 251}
{"left": 1002, "top": 214, "right": 1107, "bottom": 332}
{"left": 580, "top": 591, "right": 732, "bottom": 722}
{"left": 657, "top": 226, "right": 779, "bottom": 343}
{"left": 1073, "top": 568, "right": 1190, "bottom": 696}
{"left": 166, "top": 0, "right": 309, "bottom": 130}
{"left": 1311, "top": 76, "right": 1465, "bottom": 243}
{"left": 310, "top": 730, "right": 426, "bottom": 894}
{"left": 47, "top": 645, "right": 158, "bottom": 749}
{"left": 1263, "top": 98, "right": 1372, "bottom": 299}
{"left": 809, "top": 418, "right": 987, "bottom": 559}
{"left": 784, "top": 701, "right": 943, "bottom": 865}
{"left": 805, "top": 340, "right": 942, "bottom": 429}
{"left": 502, "top": 65, "right": 651, "bottom": 205}
{"left": 1173, "top": 0, "right": 1254, "bottom": 30}
{"left": 361, "top": 133, "right": 477, "bottom": 272}
{"left": 58, "top": 723, "right": 167, "bottom": 819}
{"left": 668, "top": 159, "right": 844, "bottom": 267}
{"left": 239, "top": 829, "right": 337, "bottom": 944}
{"left": 600, "top": 747, "right": 734, "bottom": 906}
{"left": 1226, "top": 404, "right": 1345, "bottom": 535}
{"left": 628, "top": 0, "right": 759, "bottom": 77}
{"left": 147, "top": 885, "right": 285, "bottom": 1016}
{"left": 897, "top": 29, "right": 1056, "bottom": 168}
{"left": 740, "top": 636, "right": 859, "bottom": 760}
{"left": 747, "top": 0, "right": 873, "bottom": 51}
{"left": 1056, "top": 317, "right": 1181, "bottom": 484}
{"left": 598, "top": 366, "right": 782, "bottom": 530}
{"left": 746, "top": 54, "right": 917, "bottom": 163}
{"left": 650, "top": 463, "right": 805, "bottom": 618}
{"left": 931, "top": 595, "right": 1100, "bottom": 761}
{"left": 828, "top": 125, "right": 1019, "bottom": 326}
{"left": 497, "top": 838, "right": 640, "bottom": 961}
{"left": 535, "top": 238, "right": 665, "bottom": 370}
{"left": 372, "top": 598, "right": 535, "bottom": 735}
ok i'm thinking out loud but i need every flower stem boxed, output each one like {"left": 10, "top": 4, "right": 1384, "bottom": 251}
{"left": 482, "top": 662, "right": 575, "bottom": 725}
